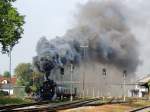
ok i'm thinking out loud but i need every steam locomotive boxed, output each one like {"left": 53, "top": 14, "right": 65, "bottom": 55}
{"left": 33, "top": 56, "right": 77, "bottom": 100}
{"left": 36, "top": 80, "right": 76, "bottom": 100}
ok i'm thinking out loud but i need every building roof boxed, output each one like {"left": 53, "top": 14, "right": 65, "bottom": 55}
{"left": 0, "top": 76, "right": 17, "bottom": 85}
{"left": 137, "top": 74, "right": 150, "bottom": 85}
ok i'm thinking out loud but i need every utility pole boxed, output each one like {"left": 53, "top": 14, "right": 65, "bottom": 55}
{"left": 123, "top": 70, "right": 127, "bottom": 102}
{"left": 9, "top": 48, "right": 12, "bottom": 95}
{"left": 80, "top": 44, "right": 88, "bottom": 98}
{"left": 70, "top": 63, "right": 73, "bottom": 101}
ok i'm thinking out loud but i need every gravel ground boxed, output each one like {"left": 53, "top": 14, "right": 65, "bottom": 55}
{"left": 59, "top": 104, "right": 133, "bottom": 112}
{"left": 135, "top": 107, "right": 150, "bottom": 112}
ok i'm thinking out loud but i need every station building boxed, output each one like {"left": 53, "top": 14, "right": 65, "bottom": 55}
{"left": 130, "top": 75, "right": 150, "bottom": 98}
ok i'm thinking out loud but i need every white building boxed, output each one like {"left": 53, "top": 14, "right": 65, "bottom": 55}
{"left": 130, "top": 75, "right": 150, "bottom": 98}
{"left": 0, "top": 76, "right": 17, "bottom": 95}
{"left": 130, "top": 84, "right": 148, "bottom": 97}
{"left": 0, "top": 84, "right": 14, "bottom": 95}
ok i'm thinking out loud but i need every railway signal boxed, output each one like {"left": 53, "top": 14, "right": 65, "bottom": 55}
{"left": 102, "top": 68, "right": 107, "bottom": 99}
{"left": 80, "top": 42, "right": 88, "bottom": 99}
{"left": 102, "top": 68, "right": 106, "bottom": 76}
{"left": 60, "top": 67, "right": 64, "bottom": 100}
{"left": 123, "top": 70, "right": 127, "bottom": 78}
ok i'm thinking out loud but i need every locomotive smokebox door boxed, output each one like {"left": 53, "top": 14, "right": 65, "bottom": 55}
{"left": 39, "top": 79, "right": 56, "bottom": 100}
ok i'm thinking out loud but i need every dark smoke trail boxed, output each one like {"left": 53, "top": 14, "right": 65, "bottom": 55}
{"left": 33, "top": 0, "right": 140, "bottom": 78}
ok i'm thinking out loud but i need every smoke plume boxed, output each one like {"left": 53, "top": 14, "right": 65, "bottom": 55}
{"left": 33, "top": 0, "right": 140, "bottom": 76}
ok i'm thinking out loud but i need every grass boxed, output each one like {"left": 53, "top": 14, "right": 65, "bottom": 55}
{"left": 0, "top": 96, "right": 32, "bottom": 105}
{"left": 0, "top": 96, "right": 79, "bottom": 106}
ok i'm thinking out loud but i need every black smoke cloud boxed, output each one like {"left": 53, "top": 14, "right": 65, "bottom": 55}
{"left": 33, "top": 0, "right": 140, "bottom": 75}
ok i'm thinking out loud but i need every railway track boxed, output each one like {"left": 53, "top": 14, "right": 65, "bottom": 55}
{"left": 0, "top": 101, "right": 51, "bottom": 111}
{"left": 0, "top": 98, "right": 100, "bottom": 112}
{"left": 86, "top": 98, "right": 129, "bottom": 107}
{"left": 0, "top": 98, "right": 131, "bottom": 112}
{"left": 129, "top": 106, "right": 150, "bottom": 112}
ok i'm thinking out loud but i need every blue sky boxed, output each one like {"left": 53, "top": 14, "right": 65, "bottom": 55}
{"left": 0, "top": 0, "right": 150, "bottom": 77}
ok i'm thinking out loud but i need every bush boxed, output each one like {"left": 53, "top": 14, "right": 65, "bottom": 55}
{"left": 0, "top": 90, "right": 8, "bottom": 96}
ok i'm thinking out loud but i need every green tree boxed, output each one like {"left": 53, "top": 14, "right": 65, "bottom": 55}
{"left": 26, "top": 71, "right": 44, "bottom": 93}
{"left": 0, "top": 0, "right": 25, "bottom": 53}
{"left": 15, "top": 63, "right": 44, "bottom": 94}
{"left": 3, "top": 71, "right": 10, "bottom": 78}
{"left": 31, "top": 71, "right": 43, "bottom": 92}
{"left": 15, "top": 63, "right": 32, "bottom": 86}
{"left": 148, "top": 80, "right": 150, "bottom": 99}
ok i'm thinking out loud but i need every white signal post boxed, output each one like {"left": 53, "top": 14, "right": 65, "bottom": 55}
{"left": 80, "top": 44, "right": 88, "bottom": 99}
{"left": 123, "top": 70, "right": 127, "bottom": 102}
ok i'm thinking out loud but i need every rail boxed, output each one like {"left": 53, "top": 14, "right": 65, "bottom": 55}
{"left": 129, "top": 106, "right": 150, "bottom": 112}
{"left": 0, "top": 98, "right": 100, "bottom": 112}
{"left": 0, "top": 98, "right": 133, "bottom": 112}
